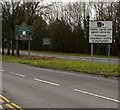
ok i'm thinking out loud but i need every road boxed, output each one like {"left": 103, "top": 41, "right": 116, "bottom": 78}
{"left": 2, "top": 62, "right": 119, "bottom": 109}
{"left": 1, "top": 49, "right": 118, "bottom": 64}
{"left": 19, "top": 51, "right": 118, "bottom": 64}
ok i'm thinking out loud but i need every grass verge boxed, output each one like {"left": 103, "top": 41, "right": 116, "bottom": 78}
{"left": 2, "top": 55, "right": 119, "bottom": 77}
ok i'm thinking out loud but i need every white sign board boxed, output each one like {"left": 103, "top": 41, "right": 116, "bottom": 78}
{"left": 89, "top": 21, "right": 112, "bottom": 43}
{"left": 43, "top": 38, "right": 51, "bottom": 45}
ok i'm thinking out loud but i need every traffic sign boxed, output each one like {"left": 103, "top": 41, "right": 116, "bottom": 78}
{"left": 15, "top": 25, "right": 32, "bottom": 40}
{"left": 89, "top": 21, "right": 112, "bottom": 43}
{"left": 43, "top": 38, "right": 51, "bottom": 45}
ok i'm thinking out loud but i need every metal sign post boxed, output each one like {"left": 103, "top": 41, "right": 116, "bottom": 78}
{"left": 28, "top": 37, "right": 31, "bottom": 57}
{"left": 91, "top": 44, "right": 94, "bottom": 72}
{"left": 108, "top": 44, "right": 111, "bottom": 65}
{"left": 16, "top": 40, "right": 19, "bottom": 57}
{"left": 91, "top": 44, "right": 93, "bottom": 64}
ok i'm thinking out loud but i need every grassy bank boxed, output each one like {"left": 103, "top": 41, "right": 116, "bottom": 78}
{"left": 2, "top": 55, "right": 119, "bottom": 77}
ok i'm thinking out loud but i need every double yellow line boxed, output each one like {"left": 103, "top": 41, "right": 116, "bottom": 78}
{"left": 0, "top": 95, "right": 23, "bottom": 110}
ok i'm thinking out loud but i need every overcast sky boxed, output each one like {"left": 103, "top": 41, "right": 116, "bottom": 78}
{"left": 49, "top": 0, "right": 118, "bottom": 2}
{"left": 2, "top": 0, "right": 119, "bottom": 2}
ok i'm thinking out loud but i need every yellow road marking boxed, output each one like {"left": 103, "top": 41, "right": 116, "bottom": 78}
{"left": 0, "top": 95, "right": 23, "bottom": 110}
{"left": 5, "top": 104, "right": 16, "bottom": 110}
{"left": 0, "top": 99, "right": 4, "bottom": 103}
{"left": 0, "top": 95, "right": 10, "bottom": 102}
{"left": 11, "top": 103, "right": 23, "bottom": 110}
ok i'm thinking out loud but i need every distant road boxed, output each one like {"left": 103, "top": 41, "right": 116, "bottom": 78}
{"left": 2, "top": 62, "right": 119, "bottom": 108}
{"left": 19, "top": 51, "right": 118, "bottom": 64}
{"left": 1, "top": 49, "right": 118, "bottom": 64}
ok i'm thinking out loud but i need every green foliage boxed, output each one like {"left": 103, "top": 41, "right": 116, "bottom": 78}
{"left": 2, "top": 55, "right": 119, "bottom": 77}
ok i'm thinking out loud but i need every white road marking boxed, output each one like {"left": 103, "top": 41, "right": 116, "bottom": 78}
{"left": 16, "top": 74, "right": 26, "bottom": 77}
{"left": 10, "top": 72, "right": 16, "bottom": 75}
{"left": 0, "top": 69, "right": 4, "bottom": 72}
{"left": 16, "top": 74, "right": 19, "bottom": 75}
{"left": 74, "top": 89, "right": 120, "bottom": 103}
{"left": 20, "top": 74, "right": 26, "bottom": 77}
{"left": 34, "top": 78, "right": 59, "bottom": 86}
{"left": 10, "top": 72, "right": 26, "bottom": 77}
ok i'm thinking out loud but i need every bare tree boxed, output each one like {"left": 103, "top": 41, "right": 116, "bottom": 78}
{"left": 1, "top": 0, "right": 51, "bottom": 56}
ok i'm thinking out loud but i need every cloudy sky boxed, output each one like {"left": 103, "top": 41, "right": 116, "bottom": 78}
{"left": 3, "top": 0, "right": 119, "bottom": 2}
{"left": 5, "top": 0, "right": 118, "bottom": 2}
{"left": 49, "top": 0, "right": 118, "bottom": 2}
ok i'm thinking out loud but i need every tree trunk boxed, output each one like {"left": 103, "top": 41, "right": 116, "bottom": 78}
{"left": 16, "top": 40, "right": 20, "bottom": 57}
{"left": 2, "top": 41, "right": 4, "bottom": 55}
{"left": 12, "top": 40, "right": 14, "bottom": 56}
{"left": 7, "top": 41, "right": 10, "bottom": 55}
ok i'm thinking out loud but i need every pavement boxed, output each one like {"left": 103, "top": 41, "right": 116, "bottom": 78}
{"left": 1, "top": 62, "right": 119, "bottom": 109}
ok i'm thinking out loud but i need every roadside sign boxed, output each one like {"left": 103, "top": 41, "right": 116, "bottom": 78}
{"left": 42, "top": 38, "right": 51, "bottom": 51}
{"left": 15, "top": 24, "right": 33, "bottom": 57}
{"left": 89, "top": 21, "right": 112, "bottom": 43}
{"left": 43, "top": 38, "right": 51, "bottom": 45}
{"left": 15, "top": 25, "right": 32, "bottom": 40}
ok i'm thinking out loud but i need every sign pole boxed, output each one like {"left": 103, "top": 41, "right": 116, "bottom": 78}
{"left": 108, "top": 44, "right": 110, "bottom": 65}
{"left": 16, "top": 40, "right": 18, "bottom": 57}
{"left": 28, "top": 37, "right": 31, "bottom": 57}
{"left": 91, "top": 44, "right": 93, "bottom": 64}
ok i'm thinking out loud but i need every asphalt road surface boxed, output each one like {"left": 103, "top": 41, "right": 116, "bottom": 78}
{"left": 20, "top": 51, "right": 118, "bottom": 64}
{"left": 1, "top": 49, "right": 118, "bottom": 64}
{"left": 1, "top": 62, "right": 119, "bottom": 109}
